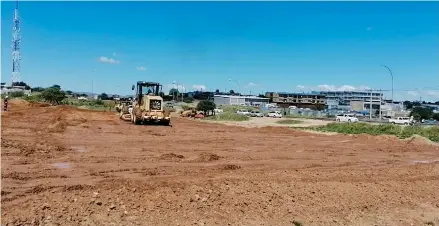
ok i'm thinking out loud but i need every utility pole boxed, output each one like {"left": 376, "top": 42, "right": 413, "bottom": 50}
{"left": 369, "top": 89, "right": 373, "bottom": 120}
{"left": 379, "top": 89, "right": 382, "bottom": 121}
{"left": 380, "top": 65, "right": 394, "bottom": 104}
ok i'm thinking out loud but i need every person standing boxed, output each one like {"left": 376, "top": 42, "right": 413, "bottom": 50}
{"left": 4, "top": 95, "right": 9, "bottom": 111}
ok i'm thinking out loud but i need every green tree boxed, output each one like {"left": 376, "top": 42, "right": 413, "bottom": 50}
{"left": 51, "top": 84, "right": 61, "bottom": 89}
{"left": 41, "top": 87, "right": 67, "bottom": 105}
{"left": 65, "top": 90, "right": 73, "bottom": 95}
{"left": 12, "top": 81, "right": 31, "bottom": 90}
{"left": 31, "top": 87, "right": 45, "bottom": 92}
{"left": 99, "top": 93, "right": 109, "bottom": 100}
{"left": 410, "top": 107, "right": 433, "bottom": 121}
{"left": 196, "top": 100, "right": 216, "bottom": 116}
{"left": 432, "top": 113, "right": 439, "bottom": 121}
{"left": 169, "top": 88, "right": 179, "bottom": 96}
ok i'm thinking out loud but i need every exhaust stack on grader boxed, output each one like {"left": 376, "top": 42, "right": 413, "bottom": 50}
{"left": 129, "top": 81, "right": 171, "bottom": 126}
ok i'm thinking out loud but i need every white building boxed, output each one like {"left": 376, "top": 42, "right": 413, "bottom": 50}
{"left": 213, "top": 95, "right": 269, "bottom": 106}
{"left": 0, "top": 85, "right": 31, "bottom": 96}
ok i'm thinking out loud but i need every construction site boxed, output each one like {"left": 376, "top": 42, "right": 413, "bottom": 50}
{"left": 1, "top": 1, "right": 439, "bottom": 225}
{"left": 1, "top": 99, "right": 439, "bottom": 225}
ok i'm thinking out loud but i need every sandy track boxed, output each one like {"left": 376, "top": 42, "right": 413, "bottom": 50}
{"left": 1, "top": 101, "right": 439, "bottom": 226}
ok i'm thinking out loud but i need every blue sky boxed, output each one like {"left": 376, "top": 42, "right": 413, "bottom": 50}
{"left": 1, "top": 1, "right": 438, "bottom": 101}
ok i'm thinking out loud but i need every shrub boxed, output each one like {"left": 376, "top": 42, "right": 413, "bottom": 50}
{"left": 41, "top": 87, "right": 67, "bottom": 105}
{"left": 197, "top": 100, "right": 216, "bottom": 114}
{"left": 181, "top": 104, "right": 193, "bottom": 111}
{"left": 311, "top": 122, "right": 439, "bottom": 142}
{"left": 8, "top": 91, "right": 25, "bottom": 98}
{"left": 183, "top": 97, "right": 194, "bottom": 103}
{"left": 23, "top": 93, "right": 42, "bottom": 103}
{"left": 276, "top": 119, "right": 302, "bottom": 125}
{"left": 204, "top": 112, "right": 249, "bottom": 121}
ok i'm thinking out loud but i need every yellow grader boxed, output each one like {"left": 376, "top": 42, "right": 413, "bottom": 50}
{"left": 115, "top": 98, "right": 132, "bottom": 121}
{"left": 129, "top": 81, "right": 171, "bottom": 126}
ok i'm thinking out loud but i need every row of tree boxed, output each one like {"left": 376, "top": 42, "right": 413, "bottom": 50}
{"left": 409, "top": 107, "right": 439, "bottom": 121}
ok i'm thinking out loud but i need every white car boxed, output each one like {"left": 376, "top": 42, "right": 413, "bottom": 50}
{"left": 388, "top": 117, "right": 413, "bottom": 125}
{"left": 250, "top": 111, "right": 264, "bottom": 117}
{"left": 236, "top": 109, "right": 250, "bottom": 115}
{"left": 214, "top": 108, "right": 224, "bottom": 113}
{"left": 336, "top": 114, "right": 359, "bottom": 123}
{"left": 267, "top": 111, "right": 282, "bottom": 118}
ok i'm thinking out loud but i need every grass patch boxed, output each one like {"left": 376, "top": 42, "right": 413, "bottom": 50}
{"left": 204, "top": 112, "right": 250, "bottom": 121}
{"left": 276, "top": 119, "right": 303, "bottom": 125}
{"left": 219, "top": 105, "right": 258, "bottom": 113}
{"left": 310, "top": 122, "right": 439, "bottom": 142}
{"left": 284, "top": 114, "right": 334, "bottom": 119}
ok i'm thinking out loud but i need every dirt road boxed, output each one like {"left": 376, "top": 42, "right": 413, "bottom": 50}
{"left": 2, "top": 100, "right": 439, "bottom": 226}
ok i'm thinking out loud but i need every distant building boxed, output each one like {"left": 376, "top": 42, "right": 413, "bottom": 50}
{"left": 187, "top": 91, "right": 214, "bottom": 100}
{"left": 0, "top": 83, "right": 31, "bottom": 95}
{"left": 265, "top": 92, "right": 326, "bottom": 110}
{"left": 311, "top": 90, "right": 383, "bottom": 105}
{"left": 213, "top": 95, "right": 269, "bottom": 106}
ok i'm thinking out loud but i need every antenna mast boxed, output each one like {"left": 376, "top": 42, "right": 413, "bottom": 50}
{"left": 12, "top": 0, "right": 21, "bottom": 85}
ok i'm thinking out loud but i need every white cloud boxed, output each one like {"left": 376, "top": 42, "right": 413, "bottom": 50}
{"left": 316, "top": 84, "right": 372, "bottom": 92}
{"left": 426, "top": 90, "right": 439, "bottom": 98}
{"left": 136, "top": 66, "right": 146, "bottom": 71}
{"left": 98, "top": 56, "right": 120, "bottom": 64}
{"left": 336, "top": 85, "right": 357, "bottom": 92}
{"left": 317, "top": 84, "right": 336, "bottom": 91}
{"left": 366, "top": 27, "right": 373, "bottom": 31}
{"left": 246, "top": 82, "right": 257, "bottom": 87}
{"left": 407, "top": 91, "right": 419, "bottom": 97}
{"left": 296, "top": 85, "right": 306, "bottom": 90}
{"left": 192, "top": 84, "right": 206, "bottom": 91}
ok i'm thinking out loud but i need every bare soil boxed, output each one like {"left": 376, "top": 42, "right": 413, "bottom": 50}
{"left": 2, "top": 100, "right": 439, "bottom": 226}
{"left": 203, "top": 116, "right": 331, "bottom": 128}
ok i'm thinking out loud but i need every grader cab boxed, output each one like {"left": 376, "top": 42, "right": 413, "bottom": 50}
{"left": 130, "top": 81, "right": 171, "bottom": 126}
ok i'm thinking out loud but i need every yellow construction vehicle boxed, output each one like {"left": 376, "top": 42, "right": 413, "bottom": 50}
{"left": 130, "top": 81, "right": 171, "bottom": 126}
{"left": 115, "top": 98, "right": 133, "bottom": 121}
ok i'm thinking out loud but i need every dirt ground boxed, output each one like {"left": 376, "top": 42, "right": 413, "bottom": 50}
{"left": 203, "top": 116, "right": 331, "bottom": 128}
{"left": 2, "top": 100, "right": 439, "bottom": 226}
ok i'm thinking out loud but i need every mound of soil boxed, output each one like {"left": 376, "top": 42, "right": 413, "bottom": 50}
{"left": 405, "top": 135, "right": 438, "bottom": 146}
{"left": 196, "top": 152, "right": 221, "bottom": 162}
{"left": 222, "top": 164, "right": 241, "bottom": 170}
{"left": 159, "top": 153, "right": 185, "bottom": 161}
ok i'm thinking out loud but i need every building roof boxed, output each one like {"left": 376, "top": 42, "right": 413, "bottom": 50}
{"left": 214, "top": 95, "right": 269, "bottom": 100}
{"left": 311, "top": 90, "right": 383, "bottom": 94}
{"left": 269, "top": 92, "right": 325, "bottom": 96}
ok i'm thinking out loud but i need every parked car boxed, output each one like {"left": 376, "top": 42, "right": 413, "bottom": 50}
{"left": 422, "top": 119, "right": 438, "bottom": 125}
{"left": 388, "top": 117, "right": 413, "bottom": 125}
{"left": 267, "top": 111, "right": 282, "bottom": 118}
{"left": 336, "top": 114, "right": 359, "bottom": 123}
{"left": 214, "top": 108, "right": 224, "bottom": 113}
{"left": 250, "top": 110, "right": 264, "bottom": 117}
{"left": 236, "top": 109, "right": 250, "bottom": 115}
